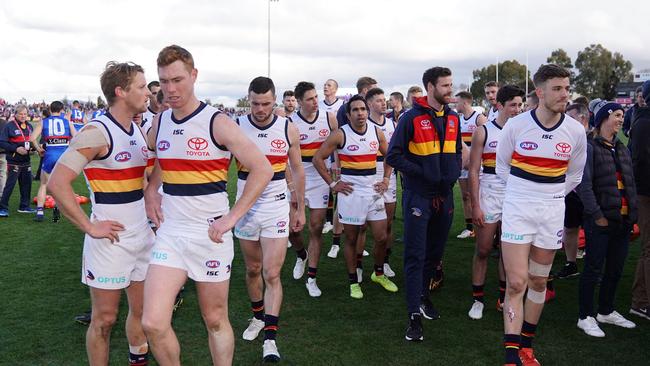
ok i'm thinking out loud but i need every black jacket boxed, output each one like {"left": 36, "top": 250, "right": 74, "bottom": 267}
{"left": 630, "top": 106, "right": 650, "bottom": 196}
{"left": 578, "top": 134, "right": 637, "bottom": 224}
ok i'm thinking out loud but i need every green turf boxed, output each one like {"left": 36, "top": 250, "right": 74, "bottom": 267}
{"left": 0, "top": 158, "right": 648, "bottom": 365}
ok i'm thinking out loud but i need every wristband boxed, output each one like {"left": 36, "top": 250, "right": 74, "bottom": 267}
{"left": 329, "top": 180, "right": 339, "bottom": 188}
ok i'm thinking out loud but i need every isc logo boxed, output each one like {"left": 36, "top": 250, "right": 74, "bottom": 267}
{"left": 173, "top": 129, "right": 184, "bottom": 135}
{"left": 115, "top": 151, "right": 132, "bottom": 162}
{"left": 258, "top": 133, "right": 268, "bottom": 138}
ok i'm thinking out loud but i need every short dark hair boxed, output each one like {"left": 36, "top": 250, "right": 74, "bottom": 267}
{"left": 50, "top": 101, "right": 64, "bottom": 113}
{"left": 573, "top": 96, "right": 589, "bottom": 107}
{"left": 294, "top": 81, "right": 316, "bottom": 101}
{"left": 147, "top": 81, "right": 160, "bottom": 90}
{"left": 248, "top": 76, "right": 276, "bottom": 95}
{"left": 72, "top": 100, "right": 80, "bottom": 105}
{"left": 455, "top": 91, "right": 473, "bottom": 100}
{"left": 356, "top": 77, "right": 377, "bottom": 93}
{"left": 484, "top": 81, "right": 499, "bottom": 89}
{"left": 636, "top": 86, "right": 644, "bottom": 94}
{"left": 390, "top": 92, "right": 404, "bottom": 104}
{"left": 533, "top": 64, "right": 571, "bottom": 87}
{"left": 566, "top": 103, "right": 588, "bottom": 117}
{"left": 282, "top": 90, "right": 295, "bottom": 99}
{"left": 365, "top": 87, "right": 385, "bottom": 102}
{"left": 526, "top": 91, "right": 539, "bottom": 105}
{"left": 422, "top": 67, "right": 452, "bottom": 89}
{"left": 496, "top": 85, "right": 525, "bottom": 106}
{"left": 345, "top": 94, "right": 368, "bottom": 115}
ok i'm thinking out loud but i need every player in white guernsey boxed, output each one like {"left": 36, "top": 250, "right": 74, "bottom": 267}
{"left": 466, "top": 85, "right": 524, "bottom": 321}
{"left": 455, "top": 91, "right": 487, "bottom": 240}
{"left": 319, "top": 79, "right": 344, "bottom": 113}
{"left": 287, "top": 81, "right": 338, "bottom": 297}
{"left": 313, "top": 94, "right": 398, "bottom": 299}
{"left": 142, "top": 45, "right": 273, "bottom": 366}
{"left": 235, "top": 77, "right": 305, "bottom": 362}
{"left": 274, "top": 90, "right": 297, "bottom": 118}
{"left": 48, "top": 62, "right": 154, "bottom": 366}
{"left": 485, "top": 81, "right": 500, "bottom": 122}
{"left": 496, "top": 65, "right": 587, "bottom": 366}
{"left": 141, "top": 81, "right": 161, "bottom": 133}
{"left": 366, "top": 87, "right": 399, "bottom": 277}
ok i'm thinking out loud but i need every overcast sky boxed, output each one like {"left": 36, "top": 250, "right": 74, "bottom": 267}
{"left": 1, "top": 0, "right": 648, "bottom": 106}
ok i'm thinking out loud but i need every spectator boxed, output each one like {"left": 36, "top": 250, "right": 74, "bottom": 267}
{"left": 0, "top": 113, "right": 7, "bottom": 196}
{"left": 623, "top": 86, "right": 646, "bottom": 137}
{"left": 0, "top": 105, "right": 36, "bottom": 216}
{"left": 577, "top": 101, "right": 638, "bottom": 337}
{"left": 629, "top": 80, "right": 650, "bottom": 321}
{"left": 387, "top": 91, "right": 405, "bottom": 122}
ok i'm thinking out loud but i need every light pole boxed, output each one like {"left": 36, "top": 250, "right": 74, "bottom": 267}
{"left": 268, "top": 0, "right": 279, "bottom": 77}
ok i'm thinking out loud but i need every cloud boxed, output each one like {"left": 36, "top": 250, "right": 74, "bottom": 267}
{"left": 0, "top": 0, "right": 648, "bottom": 106}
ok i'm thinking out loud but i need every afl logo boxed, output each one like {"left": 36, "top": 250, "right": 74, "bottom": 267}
{"left": 347, "top": 145, "right": 360, "bottom": 151}
{"left": 276, "top": 220, "right": 287, "bottom": 228}
{"left": 488, "top": 141, "right": 498, "bottom": 148}
{"left": 300, "top": 134, "right": 308, "bottom": 141}
{"left": 369, "top": 141, "right": 378, "bottom": 150}
{"left": 205, "top": 260, "right": 220, "bottom": 268}
{"left": 555, "top": 142, "right": 572, "bottom": 153}
{"left": 520, "top": 141, "right": 538, "bottom": 150}
{"left": 158, "top": 140, "right": 171, "bottom": 151}
{"left": 420, "top": 120, "right": 431, "bottom": 127}
{"left": 271, "top": 139, "right": 286, "bottom": 149}
{"left": 188, "top": 137, "right": 208, "bottom": 151}
{"left": 319, "top": 129, "right": 329, "bottom": 137}
{"left": 115, "top": 151, "right": 132, "bottom": 162}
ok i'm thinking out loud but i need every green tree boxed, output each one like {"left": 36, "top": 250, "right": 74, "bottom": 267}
{"left": 574, "top": 44, "right": 633, "bottom": 100}
{"left": 470, "top": 60, "right": 533, "bottom": 104}
{"left": 547, "top": 48, "right": 575, "bottom": 83}
{"left": 236, "top": 96, "right": 250, "bottom": 108}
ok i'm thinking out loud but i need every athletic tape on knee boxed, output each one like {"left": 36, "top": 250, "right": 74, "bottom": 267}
{"left": 528, "top": 259, "right": 552, "bottom": 277}
{"left": 527, "top": 288, "right": 546, "bottom": 304}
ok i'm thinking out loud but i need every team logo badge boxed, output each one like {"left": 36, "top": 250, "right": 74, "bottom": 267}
{"left": 411, "top": 207, "right": 422, "bottom": 217}
{"left": 141, "top": 146, "right": 148, "bottom": 158}
{"left": 520, "top": 141, "right": 538, "bottom": 150}
{"left": 86, "top": 270, "right": 95, "bottom": 281}
{"left": 271, "top": 139, "right": 286, "bottom": 149}
{"left": 158, "top": 140, "right": 171, "bottom": 151}
{"left": 319, "top": 129, "right": 329, "bottom": 137}
{"left": 114, "top": 151, "right": 132, "bottom": 162}
{"left": 555, "top": 142, "right": 572, "bottom": 153}
{"left": 187, "top": 137, "right": 208, "bottom": 151}
{"left": 369, "top": 141, "right": 378, "bottom": 150}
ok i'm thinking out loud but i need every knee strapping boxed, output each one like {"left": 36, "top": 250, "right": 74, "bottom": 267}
{"left": 528, "top": 259, "right": 552, "bottom": 277}
{"left": 526, "top": 288, "right": 546, "bottom": 304}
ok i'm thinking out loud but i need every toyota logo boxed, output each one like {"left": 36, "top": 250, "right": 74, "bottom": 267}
{"left": 555, "top": 142, "right": 572, "bottom": 153}
{"left": 319, "top": 129, "right": 329, "bottom": 137}
{"left": 187, "top": 137, "right": 208, "bottom": 151}
{"left": 271, "top": 139, "right": 286, "bottom": 149}
{"left": 420, "top": 120, "right": 431, "bottom": 127}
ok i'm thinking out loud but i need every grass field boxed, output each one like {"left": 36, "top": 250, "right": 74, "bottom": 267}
{"left": 1, "top": 158, "right": 648, "bottom": 366}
